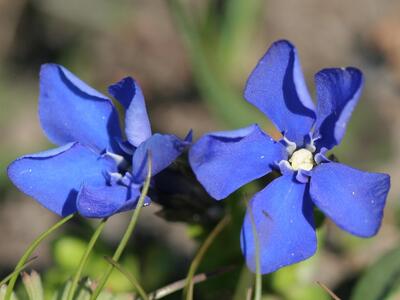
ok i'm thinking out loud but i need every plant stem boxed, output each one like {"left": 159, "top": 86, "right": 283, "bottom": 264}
{"left": 104, "top": 257, "right": 149, "bottom": 300}
{"left": 182, "top": 215, "right": 231, "bottom": 300}
{"left": 316, "top": 281, "right": 341, "bottom": 300}
{"left": 90, "top": 155, "right": 152, "bottom": 300}
{"left": 248, "top": 207, "right": 261, "bottom": 300}
{"left": 0, "top": 257, "right": 37, "bottom": 287}
{"left": 66, "top": 218, "right": 108, "bottom": 300}
{"left": 148, "top": 265, "right": 236, "bottom": 300}
{"left": 233, "top": 265, "right": 254, "bottom": 300}
{"left": 4, "top": 214, "right": 74, "bottom": 300}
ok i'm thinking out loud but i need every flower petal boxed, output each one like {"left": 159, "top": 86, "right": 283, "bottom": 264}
{"left": 7, "top": 143, "right": 116, "bottom": 216}
{"left": 313, "top": 67, "right": 364, "bottom": 150}
{"left": 108, "top": 77, "right": 152, "bottom": 147}
{"left": 77, "top": 184, "right": 150, "bottom": 218}
{"left": 241, "top": 174, "right": 317, "bottom": 274}
{"left": 39, "top": 64, "right": 122, "bottom": 152}
{"left": 244, "top": 40, "right": 316, "bottom": 146}
{"left": 132, "top": 133, "right": 189, "bottom": 182}
{"left": 310, "top": 162, "right": 390, "bottom": 237}
{"left": 189, "top": 124, "right": 287, "bottom": 200}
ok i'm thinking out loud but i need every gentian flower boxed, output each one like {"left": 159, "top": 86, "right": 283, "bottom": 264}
{"left": 8, "top": 64, "right": 190, "bottom": 218}
{"left": 189, "top": 40, "right": 391, "bottom": 274}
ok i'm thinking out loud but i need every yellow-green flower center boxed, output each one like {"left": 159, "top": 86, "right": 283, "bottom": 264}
{"left": 289, "top": 149, "right": 314, "bottom": 171}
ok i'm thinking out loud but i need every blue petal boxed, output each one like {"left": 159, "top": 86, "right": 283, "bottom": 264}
{"left": 310, "top": 162, "right": 390, "bottom": 237}
{"left": 39, "top": 64, "right": 122, "bottom": 153}
{"left": 189, "top": 124, "right": 287, "bottom": 200}
{"left": 7, "top": 143, "right": 116, "bottom": 216}
{"left": 108, "top": 77, "right": 152, "bottom": 147}
{"left": 244, "top": 40, "right": 316, "bottom": 146}
{"left": 132, "top": 133, "right": 189, "bottom": 182}
{"left": 313, "top": 67, "right": 364, "bottom": 150}
{"left": 77, "top": 184, "right": 150, "bottom": 218}
{"left": 241, "top": 174, "right": 317, "bottom": 274}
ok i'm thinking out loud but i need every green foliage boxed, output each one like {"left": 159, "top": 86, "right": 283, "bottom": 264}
{"left": 0, "top": 285, "right": 17, "bottom": 300}
{"left": 54, "top": 237, "right": 87, "bottom": 271}
{"left": 168, "top": 0, "right": 269, "bottom": 129}
{"left": 351, "top": 245, "right": 400, "bottom": 300}
{"left": 22, "top": 272, "right": 43, "bottom": 300}
{"left": 54, "top": 278, "right": 132, "bottom": 300}
{"left": 49, "top": 230, "right": 139, "bottom": 293}
{"left": 1, "top": 272, "right": 132, "bottom": 300}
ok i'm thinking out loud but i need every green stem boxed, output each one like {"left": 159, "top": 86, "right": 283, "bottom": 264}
{"left": 0, "top": 257, "right": 37, "bottom": 287}
{"left": 66, "top": 218, "right": 108, "bottom": 300}
{"left": 233, "top": 265, "right": 254, "bottom": 300}
{"left": 182, "top": 215, "right": 231, "bottom": 300}
{"left": 316, "top": 281, "right": 341, "bottom": 300}
{"left": 248, "top": 207, "right": 261, "bottom": 300}
{"left": 149, "top": 265, "right": 236, "bottom": 300}
{"left": 90, "top": 155, "right": 152, "bottom": 300}
{"left": 4, "top": 213, "right": 74, "bottom": 300}
{"left": 104, "top": 257, "right": 149, "bottom": 300}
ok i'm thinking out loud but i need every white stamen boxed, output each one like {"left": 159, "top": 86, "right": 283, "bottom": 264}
{"left": 289, "top": 149, "right": 314, "bottom": 171}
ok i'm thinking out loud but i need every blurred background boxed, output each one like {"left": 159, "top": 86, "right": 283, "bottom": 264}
{"left": 1, "top": 0, "right": 400, "bottom": 299}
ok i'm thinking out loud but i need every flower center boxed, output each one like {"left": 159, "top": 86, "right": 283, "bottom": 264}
{"left": 289, "top": 148, "right": 314, "bottom": 171}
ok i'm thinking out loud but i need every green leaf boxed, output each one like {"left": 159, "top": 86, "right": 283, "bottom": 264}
{"left": 22, "top": 272, "right": 44, "bottom": 300}
{"left": 53, "top": 237, "right": 87, "bottom": 271}
{"left": 52, "top": 278, "right": 132, "bottom": 300}
{"left": 1, "top": 285, "right": 18, "bottom": 300}
{"left": 351, "top": 245, "right": 400, "bottom": 300}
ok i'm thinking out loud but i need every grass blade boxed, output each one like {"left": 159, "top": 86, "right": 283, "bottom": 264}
{"left": 4, "top": 214, "right": 74, "bottom": 300}
{"left": 182, "top": 215, "right": 231, "bottom": 300}
{"left": 66, "top": 218, "right": 108, "bottom": 300}
{"left": 104, "top": 256, "right": 149, "bottom": 300}
{"left": 148, "top": 265, "right": 235, "bottom": 300}
{"left": 89, "top": 154, "right": 152, "bottom": 300}
{"left": 248, "top": 206, "right": 261, "bottom": 300}
{"left": 0, "top": 256, "right": 38, "bottom": 287}
{"left": 317, "top": 281, "right": 341, "bottom": 300}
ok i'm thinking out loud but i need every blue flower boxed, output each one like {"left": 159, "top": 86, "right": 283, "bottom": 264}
{"left": 8, "top": 64, "right": 190, "bottom": 218}
{"left": 189, "top": 40, "right": 391, "bottom": 274}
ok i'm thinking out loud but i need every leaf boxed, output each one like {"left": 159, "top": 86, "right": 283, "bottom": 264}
{"left": 53, "top": 236, "right": 88, "bottom": 271}
{"left": 52, "top": 278, "right": 133, "bottom": 300}
{"left": 167, "top": 0, "right": 267, "bottom": 129}
{"left": 351, "top": 245, "right": 400, "bottom": 300}
{"left": 22, "top": 271, "right": 44, "bottom": 300}
{"left": 0, "top": 285, "right": 18, "bottom": 300}
{"left": 53, "top": 278, "right": 95, "bottom": 300}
